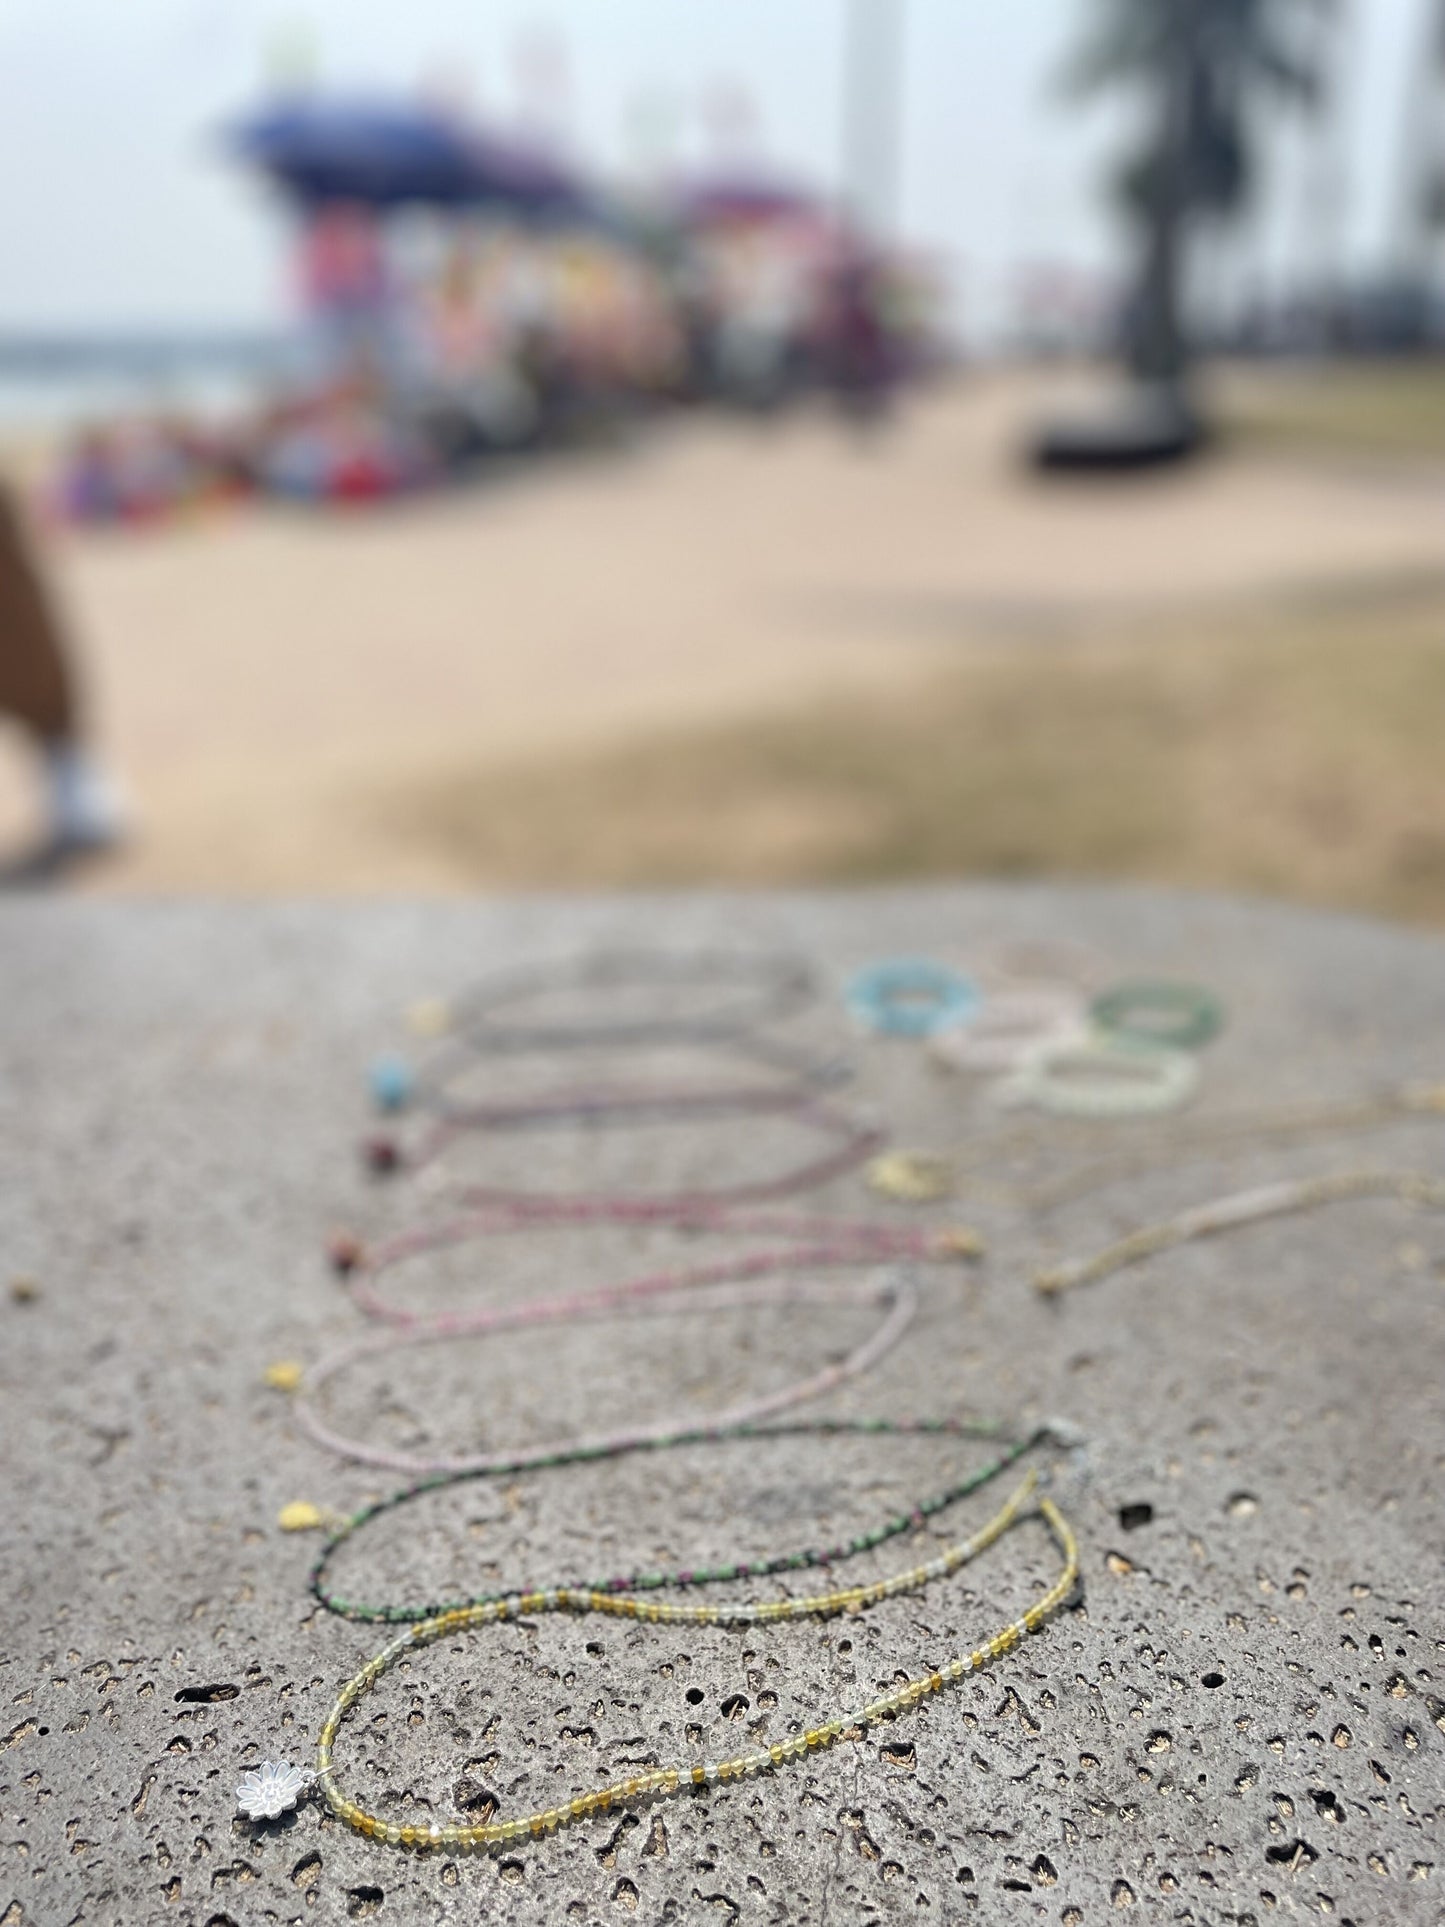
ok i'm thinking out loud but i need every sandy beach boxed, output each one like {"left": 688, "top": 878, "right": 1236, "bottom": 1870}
{"left": 3, "top": 371, "right": 1444, "bottom": 892}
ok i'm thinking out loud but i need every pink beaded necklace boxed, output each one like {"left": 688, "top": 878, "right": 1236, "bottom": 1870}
{"left": 292, "top": 1262, "right": 922, "bottom": 1476}
{"left": 335, "top": 1201, "right": 976, "bottom": 1326}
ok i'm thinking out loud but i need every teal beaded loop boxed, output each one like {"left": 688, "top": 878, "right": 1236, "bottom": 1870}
{"left": 1089, "top": 980, "right": 1224, "bottom": 1052}
{"left": 847, "top": 961, "right": 980, "bottom": 1039}
{"left": 309, "top": 1416, "right": 1046, "bottom": 1624}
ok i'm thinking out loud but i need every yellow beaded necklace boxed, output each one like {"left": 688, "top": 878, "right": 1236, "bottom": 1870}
{"left": 299, "top": 1473, "right": 1077, "bottom": 1855}
{"left": 1035, "top": 1168, "right": 1445, "bottom": 1297}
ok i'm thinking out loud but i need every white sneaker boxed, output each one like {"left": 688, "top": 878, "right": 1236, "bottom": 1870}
{"left": 44, "top": 741, "right": 129, "bottom": 852}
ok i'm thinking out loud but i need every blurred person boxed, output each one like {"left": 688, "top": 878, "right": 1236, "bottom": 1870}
{"left": 301, "top": 202, "right": 395, "bottom": 384}
{"left": 819, "top": 247, "right": 896, "bottom": 431}
{"left": 0, "top": 481, "right": 126, "bottom": 879}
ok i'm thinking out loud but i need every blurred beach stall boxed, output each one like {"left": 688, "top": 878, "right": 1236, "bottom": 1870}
{"left": 34, "top": 89, "right": 940, "bottom": 528}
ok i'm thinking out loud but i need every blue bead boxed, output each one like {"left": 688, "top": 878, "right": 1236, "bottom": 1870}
{"left": 368, "top": 1056, "right": 414, "bottom": 1113}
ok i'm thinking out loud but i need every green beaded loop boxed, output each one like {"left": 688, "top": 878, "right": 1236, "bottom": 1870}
{"left": 1089, "top": 980, "right": 1224, "bottom": 1052}
{"left": 309, "top": 1416, "right": 1043, "bottom": 1624}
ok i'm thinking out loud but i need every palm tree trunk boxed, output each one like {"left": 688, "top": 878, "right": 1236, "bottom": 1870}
{"left": 1128, "top": 3, "right": 1197, "bottom": 383}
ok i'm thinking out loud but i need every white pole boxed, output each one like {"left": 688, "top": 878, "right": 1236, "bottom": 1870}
{"left": 842, "top": 0, "right": 907, "bottom": 239}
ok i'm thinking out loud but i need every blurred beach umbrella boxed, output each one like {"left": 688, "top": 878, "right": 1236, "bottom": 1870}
{"left": 232, "top": 98, "right": 594, "bottom": 220}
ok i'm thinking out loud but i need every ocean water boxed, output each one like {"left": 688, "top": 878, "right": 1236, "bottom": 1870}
{"left": 0, "top": 334, "right": 303, "bottom": 435}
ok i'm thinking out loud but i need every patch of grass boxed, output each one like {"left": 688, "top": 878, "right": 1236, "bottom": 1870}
{"left": 379, "top": 580, "right": 1445, "bottom": 924}
{"left": 1219, "top": 359, "right": 1445, "bottom": 460}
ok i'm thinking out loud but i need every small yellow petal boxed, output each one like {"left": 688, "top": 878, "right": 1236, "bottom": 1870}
{"left": 933, "top": 1225, "right": 986, "bottom": 1259}
{"left": 406, "top": 997, "right": 451, "bottom": 1038}
{"left": 278, "top": 1501, "right": 325, "bottom": 1532}
{"left": 263, "top": 1360, "right": 305, "bottom": 1392}
{"left": 866, "top": 1152, "right": 954, "bottom": 1203}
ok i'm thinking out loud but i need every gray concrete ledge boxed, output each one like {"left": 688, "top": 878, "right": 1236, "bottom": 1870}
{"left": 2, "top": 885, "right": 1442, "bottom": 1925}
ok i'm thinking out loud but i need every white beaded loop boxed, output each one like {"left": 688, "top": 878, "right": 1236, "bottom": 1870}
{"left": 969, "top": 937, "right": 1113, "bottom": 993}
{"left": 997, "top": 1032, "right": 1200, "bottom": 1118}
{"left": 931, "top": 987, "right": 1088, "bottom": 1076}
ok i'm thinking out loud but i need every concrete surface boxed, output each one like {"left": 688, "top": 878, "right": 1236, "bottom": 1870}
{"left": 1, "top": 884, "right": 1442, "bottom": 1927}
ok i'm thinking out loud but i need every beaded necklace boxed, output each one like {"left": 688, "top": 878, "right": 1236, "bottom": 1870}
{"left": 292, "top": 1265, "right": 923, "bottom": 1476}
{"left": 445, "top": 949, "right": 817, "bottom": 1051}
{"left": 241, "top": 1472, "right": 1078, "bottom": 1851}
{"left": 1025, "top": 1082, "right": 1445, "bottom": 1208}
{"left": 1035, "top": 1167, "right": 1445, "bottom": 1296}
{"left": 334, "top": 1204, "right": 980, "bottom": 1327}
{"left": 866, "top": 1078, "right": 1445, "bottom": 1214}
{"left": 392, "top": 1033, "right": 852, "bottom": 1127}
{"left": 372, "top": 1094, "right": 886, "bottom": 1210}
{"left": 308, "top": 1415, "right": 1049, "bottom": 1623}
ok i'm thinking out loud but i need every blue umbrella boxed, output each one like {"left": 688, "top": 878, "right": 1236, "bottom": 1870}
{"left": 233, "top": 98, "right": 592, "bottom": 219}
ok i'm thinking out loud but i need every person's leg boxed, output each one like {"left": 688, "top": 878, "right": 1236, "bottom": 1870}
{"left": 0, "top": 481, "right": 124, "bottom": 857}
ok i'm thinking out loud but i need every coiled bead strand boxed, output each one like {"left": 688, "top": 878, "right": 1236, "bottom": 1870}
{"left": 313, "top": 1493, "right": 1077, "bottom": 1854}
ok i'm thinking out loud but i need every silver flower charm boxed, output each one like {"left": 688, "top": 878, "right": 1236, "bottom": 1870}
{"left": 236, "top": 1758, "right": 311, "bottom": 1821}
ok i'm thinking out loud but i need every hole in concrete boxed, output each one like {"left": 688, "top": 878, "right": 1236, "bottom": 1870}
{"left": 1227, "top": 1494, "right": 1259, "bottom": 1519}
{"left": 1202, "top": 1672, "right": 1226, "bottom": 1689}
{"left": 346, "top": 1888, "right": 384, "bottom": 1919}
{"left": 720, "top": 1694, "right": 749, "bottom": 1721}
{"left": 1118, "top": 1503, "right": 1153, "bottom": 1532}
{"left": 453, "top": 1779, "right": 499, "bottom": 1820}
{"left": 685, "top": 1687, "right": 705, "bottom": 1706}
{"left": 175, "top": 1685, "right": 239, "bottom": 1704}
{"left": 1265, "top": 1840, "right": 1319, "bottom": 1870}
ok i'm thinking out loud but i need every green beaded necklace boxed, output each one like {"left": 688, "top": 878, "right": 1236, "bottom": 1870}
{"left": 308, "top": 1415, "right": 1056, "bottom": 1624}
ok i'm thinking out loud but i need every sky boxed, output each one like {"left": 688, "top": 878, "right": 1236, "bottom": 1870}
{"left": 0, "top": 0, "right": 1431, "bottom": 338}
